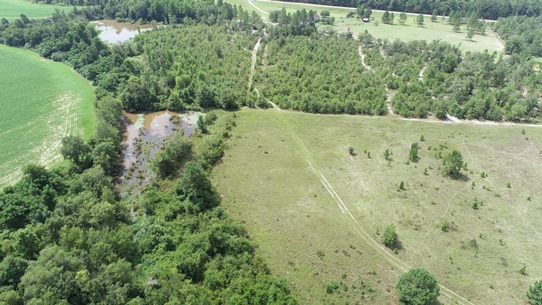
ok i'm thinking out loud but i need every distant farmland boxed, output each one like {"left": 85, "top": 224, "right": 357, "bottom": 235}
{"left": 0, "top": 0, "right": 72, "bottom": 21}
{"left": 213, "top": 109, "right": 542, "bottom": 304}
{"left": 0, "top": 45, "right": 95, "bottom": 187}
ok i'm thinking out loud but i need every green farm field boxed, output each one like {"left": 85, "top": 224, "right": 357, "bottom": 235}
{"left": 0, "top": 0, "right": 72, "bottom": 21}
{"left": 213, "top": 109, "right": 542, "bottom": 304}
{"left": 228, "top": 0, "right": 504, "bottom": 53}
{"left": 0, "top": 45, "right": 95, "bottom": 187}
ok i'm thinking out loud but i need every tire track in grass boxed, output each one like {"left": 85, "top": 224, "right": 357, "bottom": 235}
{"left": 271, "top": 108, "right": 475, "bottom": 305}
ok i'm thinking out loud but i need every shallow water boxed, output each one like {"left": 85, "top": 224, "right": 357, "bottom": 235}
{"left": 93, "top": 20, "right": 153, "bottom": 44}
{"left": 120, "top": 111, "right": 201, "bottom": 194}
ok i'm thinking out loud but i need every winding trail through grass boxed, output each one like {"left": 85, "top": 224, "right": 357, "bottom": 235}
{"left": 268, "top": 106, "right": 475, "bottom": 305}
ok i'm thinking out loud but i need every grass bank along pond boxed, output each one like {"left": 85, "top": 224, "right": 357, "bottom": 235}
{"left": 121, "top": 110, "right": 201, "bottom": 194}
{"left": 92, "top": 20, "right": 154, "bottom": 44}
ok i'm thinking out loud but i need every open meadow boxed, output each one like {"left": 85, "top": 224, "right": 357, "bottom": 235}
{"left": 212, "top": 109, "right": 542, "bottom": 304}
{"left": 227, "top": 0, "right": 504, "bottom": 53}
{"left": 0, "top": 0, "right": 72, "bottom": 21}
{"left": 0, "top": 45, "right": 95, "bottom": 187}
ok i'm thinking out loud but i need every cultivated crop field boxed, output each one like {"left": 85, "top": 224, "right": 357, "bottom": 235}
{"left": 0, "top": 45, "right": 94, "bottom": 187}
{"left": 0, "top": 0, "right": 71, "bottom": 21}
{"left": 227, "top": 0, "right": 504, "bottom": 53}
{"left": 213, "top": 109, "right": 542, "bottom": 304}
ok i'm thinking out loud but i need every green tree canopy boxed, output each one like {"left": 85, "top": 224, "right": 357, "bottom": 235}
{"left": 442, "top": 150, "right": 466, "bottom": 178}
{"left": 396, "top": 268, "right": 440, "bottom": 305}
{"left": 528, "top": 280, "right": 542, "bottom": 305}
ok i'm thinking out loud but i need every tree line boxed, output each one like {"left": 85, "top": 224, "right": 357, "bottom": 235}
{"left": 279, "top": 0, "right": 542, "bottom": 19}
{"left": 493, "top": 15, "right": 542, "bottom": 57}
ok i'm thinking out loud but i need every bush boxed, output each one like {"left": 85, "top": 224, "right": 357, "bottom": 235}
{"left": 382, "top": 224, "right": 399, "bottom": 249}
{"left": 396, "top": 268, "right": 440, "bottom": 305}
{"left": 528, "top": 280, "right": 542, "bottom": 305}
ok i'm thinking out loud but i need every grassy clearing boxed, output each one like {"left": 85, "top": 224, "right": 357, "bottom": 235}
{"left": 212, "top": 109, "right": 542, "bottom": 304}
{"left": 0, "top": 0, "right": 73, "bottom": 21}
{"left": 0, "top": 45, "right": 95, "bottom": 187}
{"left": 227, "top": 0, "right": 504, "bottom": 53}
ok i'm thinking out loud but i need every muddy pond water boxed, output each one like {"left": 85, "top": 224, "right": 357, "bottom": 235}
{"left": 93, "top": 20, "right": 154, "bottom": 44}
{"left": 121, "top": 111, "right": 201, "bottom": 194}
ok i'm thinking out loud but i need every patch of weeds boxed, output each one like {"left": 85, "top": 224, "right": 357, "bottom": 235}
{"left": 461, "top": 238, "right": 479, "bottom": 250}
{"left": 441, "top": 219, "right": 450, "bottom": 232}
{"left": 316, "top": 250, "right": 325, "bottom": 259}
{"left": 325, "top": 281, "right": 340, "bottom": 294}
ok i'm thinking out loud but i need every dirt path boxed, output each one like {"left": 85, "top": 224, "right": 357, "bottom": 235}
{"left": 385, "top": 87, "right": 394, "bottom": 115}
{"left": 358, "top": 46, "right": 395, "bottom": 114}
{"left": 270, "top": 111, "right": 475, "bottom": 305}
{"left": 357, "top": 46, "right": 372, "bottom": 71}
{"left": 248, "top": 38, "right": 262, "bottom": 93}
{"left": 419, "top": 64, "right": 427, "bottom": 82}
{"left": 268, "top": 100, "right": 281, "bottom": 110}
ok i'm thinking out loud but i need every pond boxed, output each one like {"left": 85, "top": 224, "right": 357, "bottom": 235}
{"left": 92, "top": 20, "right": 153, "bottom": 44}
{"left": 120, "top": 111, "right": 201, "bottom": 195}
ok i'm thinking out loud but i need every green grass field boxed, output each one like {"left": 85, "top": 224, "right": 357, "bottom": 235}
{"left": 213, "top": 109, "right": 542, "bottom": 304}
{"left": 0, "top": 0, "right": 72, "bottom": 21}
{"left": 228, "top": 0, "right": 504, "bottom": 53}
{"left": 0, "top": 45, "right": 95, "bottom": 187}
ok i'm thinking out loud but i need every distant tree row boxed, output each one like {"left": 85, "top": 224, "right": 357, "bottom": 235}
{"left": 279, "top": 0, "right": 542, "bottom": 19}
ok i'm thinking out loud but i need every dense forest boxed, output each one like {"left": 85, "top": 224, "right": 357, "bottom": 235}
{"left": 0, "top": 107, "right": 297, "bottom": 304}
{"left": 493, "top": 15, "right": 542, "bottom": 57}
{"left": 356, "top": 32, "right": 541, "bottom": 120}
{"left": 102, "top": 25, "right": 257, "bottom": 112}
{"left": 258, "top": 35, "right": 387, "bottom": 114}
{"left": 279, "top": 0, "right": 542, "bottom": 19}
